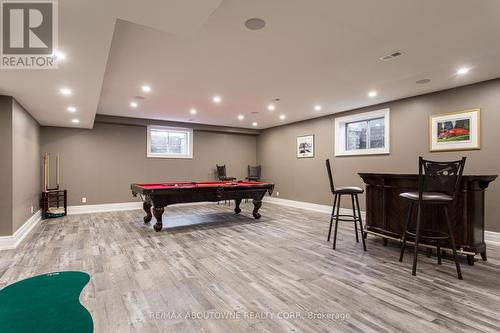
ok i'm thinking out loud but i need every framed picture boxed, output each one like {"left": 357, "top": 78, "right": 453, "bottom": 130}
{"left": 429, "top": 109, "right": 480, "bottom": 152}
{"left": 297, "top": 135, "right": 314, "bottom": 158}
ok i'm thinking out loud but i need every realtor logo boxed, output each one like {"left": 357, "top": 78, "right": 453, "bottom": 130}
{"left": 1, "top": 0, "right": 58, "bottom": 69}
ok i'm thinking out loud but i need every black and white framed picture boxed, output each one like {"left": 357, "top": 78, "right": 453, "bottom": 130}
{"left": 297, "top": 135, "right": 314, "bottom": 158}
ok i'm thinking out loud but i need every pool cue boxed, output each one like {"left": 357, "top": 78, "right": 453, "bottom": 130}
{"left": 47, "top": 154, "right": 50, "bottom": 190}
{"left": 43, "top": 153, "right": 48, "bottom": 191}
{"left": 56, "top": 154, "right": 60, "bottom": 190}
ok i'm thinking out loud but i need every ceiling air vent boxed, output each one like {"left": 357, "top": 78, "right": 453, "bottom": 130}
{"left": 380, "top": 51, "right": 403, "bottom": 61}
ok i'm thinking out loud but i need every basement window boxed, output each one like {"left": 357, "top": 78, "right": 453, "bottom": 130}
{"left": 335, "top": 109, "right": 390, "bottom": 156}
{"left": 147, "top": 126, "right": 193, "bottom": 159}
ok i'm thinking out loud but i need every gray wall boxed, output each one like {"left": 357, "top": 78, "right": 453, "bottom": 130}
{"left": 257, "top": 79, "right": 500, "bottom": 232}
{"left": 12, "top": 100, "right": 41, "bottom": 233}
{"left": 0, "top": 96, "right": 40, "bottom": 236}
{"left": 41, "top": 122, "right": 258, "bottom": 206}
{"left": 0, "top": 97, "right": 13, "bottom": 236}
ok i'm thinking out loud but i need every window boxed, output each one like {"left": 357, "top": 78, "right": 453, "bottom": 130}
{"left": 147, "top": 126, "right": 193, "bottom": 158}
{"left": 335, "top": 109, "right": 390, "bottom": 156}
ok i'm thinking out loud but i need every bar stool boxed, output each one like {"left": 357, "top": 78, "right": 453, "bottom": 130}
{"left": 325, "top": 159, "right": 367, "bottom": 251}
{"left": 399, "top": 157, "right": 466, "bottom": 280}
{"left": 246, "top": 165, "right": 261, "bottom": 182}
{"left": 216, "top": 164, "right": 236, "bottom": 182}
{"left": 216, "top": 164, "right": 236, "bottom": 205}
{"left": 245, "top": 165, "right": 261, "bottom": 203}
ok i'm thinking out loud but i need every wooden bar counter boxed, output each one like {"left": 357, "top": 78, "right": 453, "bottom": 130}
{"left": 358, "top": 173, "right": 497, "bottom": 265}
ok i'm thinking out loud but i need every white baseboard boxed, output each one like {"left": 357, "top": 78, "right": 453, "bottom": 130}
{"left": 485, "top": 231, "right": 500, "bottom": 246}
{"left": 264, "top": 196, "right": 500, "bottom": 245}
{"left": 67, "top": 200, "right": 216, "bottom": 215}
{"left": 3, "top": 198, "right": 500, "bottom": 250}
{"left": 0, "top": 210, "right": 42, "bottom": 251}
{"left": 68, "top": 201, "right": 143, "bottom": 215}
{"left": 263, "top": 196, "right": 361, "bottom": 216}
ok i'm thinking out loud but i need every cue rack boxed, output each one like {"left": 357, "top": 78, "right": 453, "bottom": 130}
{"left": 41, "top": 153, "right": 67, "bottom": 219}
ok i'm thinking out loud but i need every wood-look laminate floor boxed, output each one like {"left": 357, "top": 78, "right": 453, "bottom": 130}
{"left": 1, "top": 202, "right": 500, "bottom": 333}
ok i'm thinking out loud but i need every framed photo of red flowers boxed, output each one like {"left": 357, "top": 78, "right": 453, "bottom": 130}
{"left": 429, "top": 109, "right": 480, "bottom": 152}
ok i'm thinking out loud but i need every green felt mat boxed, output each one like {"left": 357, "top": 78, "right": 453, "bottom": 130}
{"left": 0, "top": 271, "right": 93, "bottom": 333}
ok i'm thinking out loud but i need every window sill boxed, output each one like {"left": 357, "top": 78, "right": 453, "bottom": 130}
{"left": 146, "top": 155, "right": 193, "bottom": 159}
{"left": 335, "top": 149, "right": 390, "bottom": 157}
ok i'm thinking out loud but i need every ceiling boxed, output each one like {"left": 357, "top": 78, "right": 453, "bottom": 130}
{"left": 2, "top": 0, "right": 500, "bottom": 129}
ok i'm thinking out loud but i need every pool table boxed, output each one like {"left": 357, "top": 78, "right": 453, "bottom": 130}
{"left": 131, "top": 181, "right": 275, "bottom": 231}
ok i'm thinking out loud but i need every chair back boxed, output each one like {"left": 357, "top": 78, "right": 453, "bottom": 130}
{"left": 418, "top": 156, "right": 466, "bottom": 202}
{"left": 325, "top": 159, "right": 335, "bottom": 194}
{"left": 216, "top": 164, "right": 227, "bottom": 179}
{"left": 248, "top": 165, "right": 261, "bottom": 180}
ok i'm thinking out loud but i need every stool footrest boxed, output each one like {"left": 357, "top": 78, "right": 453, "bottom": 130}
{"left": 405, "top": 228, "right": 450, "bottom": 240}
{"left": 331, "top": 214, "right": 361, "bottom": 222}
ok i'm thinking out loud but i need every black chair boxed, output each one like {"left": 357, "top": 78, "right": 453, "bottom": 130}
{"left": 246, "top": 165, "right": 261, "bottom": 181}
{"left": 245, "top": 165, "right": 262, "bottom": 203}
{"left": 216, "top": 164, "right": 236, "bottom": 205}
{"left": 399, "top": 157, "right": 466, "bottom": 280}
{"left": 326, "top": 159, "right": 367, "bottom": 251}
{"left": 216, "top": 164, "right": 236, "bottom": 182}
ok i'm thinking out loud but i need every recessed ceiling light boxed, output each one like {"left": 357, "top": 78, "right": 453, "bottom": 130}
{"left": 130, "top": 102, "right": 138, "bottom": 108}
{"left": 456, "top": 67, "right": 470, "bottom": 75}
{"left": 67, "top": 106, "right": 76, "bottom": 112}
{"left": 190, "top": 109, "right": 197, "bottom": 114}
{"left": 238, "top": 115, "right": 244, "bottom": 120}
{"left": 314, "top": 105, "right": 322, "bottom": 111}
{"left": 245, "top": 18, "right": 266, "bottom": 30}
{"left": 368, "top": 91, "right": 377, "bottom": 98}
{"left": 142, "top": 85, "right": 151, "bottom": 93}
{"left": 267, "top": 104, "right": 275, "bottom": 111}
{"left": 252, "top": 122, "right": 258, "bottom": 127}
{"left": 71, "top": 119, "right": 80, "bottom": 124}
{"left": 279, "top": 114, "right": 286, "bottom": 120}
{"left": 213, "top": 96, "right": 221, "bottom": 103}
{"left": 60, "top": 88, "right": 72, "bottom": 95}
{"left": 53, "top": 51, "right": 66, "bottom": 60}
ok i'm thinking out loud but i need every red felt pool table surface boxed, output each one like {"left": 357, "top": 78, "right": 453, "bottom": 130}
{"left": 131, "top": 181, "right": 274, "bottom": 231}
{"left": 135, "top": 181, "right": 272, "bottom": 189}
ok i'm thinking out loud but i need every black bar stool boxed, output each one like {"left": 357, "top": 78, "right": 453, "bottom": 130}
{"left": 245, "top": 165, "right": 261, "bottom": 203}
{"left": 216, "top": 164, "right": 236, "bottom": 205}
{"left": 399, "top": 156, "right": 466, "bottom": 280}
{"left": 325, "top": 159, "right": 367, "bottom": 251}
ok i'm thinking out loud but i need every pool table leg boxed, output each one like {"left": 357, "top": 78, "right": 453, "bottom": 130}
{"left": 234, "top": 199, "right": 242, "bottom": 214}
{"left": 152, "top": 207, "right": 164, "bottom": 232}
{"left": 143, "top": 201, "right": 152, "bottom": 223}
{"left": 252, "top": 200, "right": 262, "bottom": 219}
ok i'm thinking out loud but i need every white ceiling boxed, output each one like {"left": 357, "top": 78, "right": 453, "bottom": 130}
{"left": 0, "top": 0, "right": 223, "bottom": 128}
{"left": 2, "top": 0, "right": 500, "bottom": 129}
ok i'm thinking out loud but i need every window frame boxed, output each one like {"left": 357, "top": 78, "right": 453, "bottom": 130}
{"left": 146, "top": 125, "right": 194, "bottom": 159}
{"left": 334, "top": 108, "right": 390, "bottom": 156}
